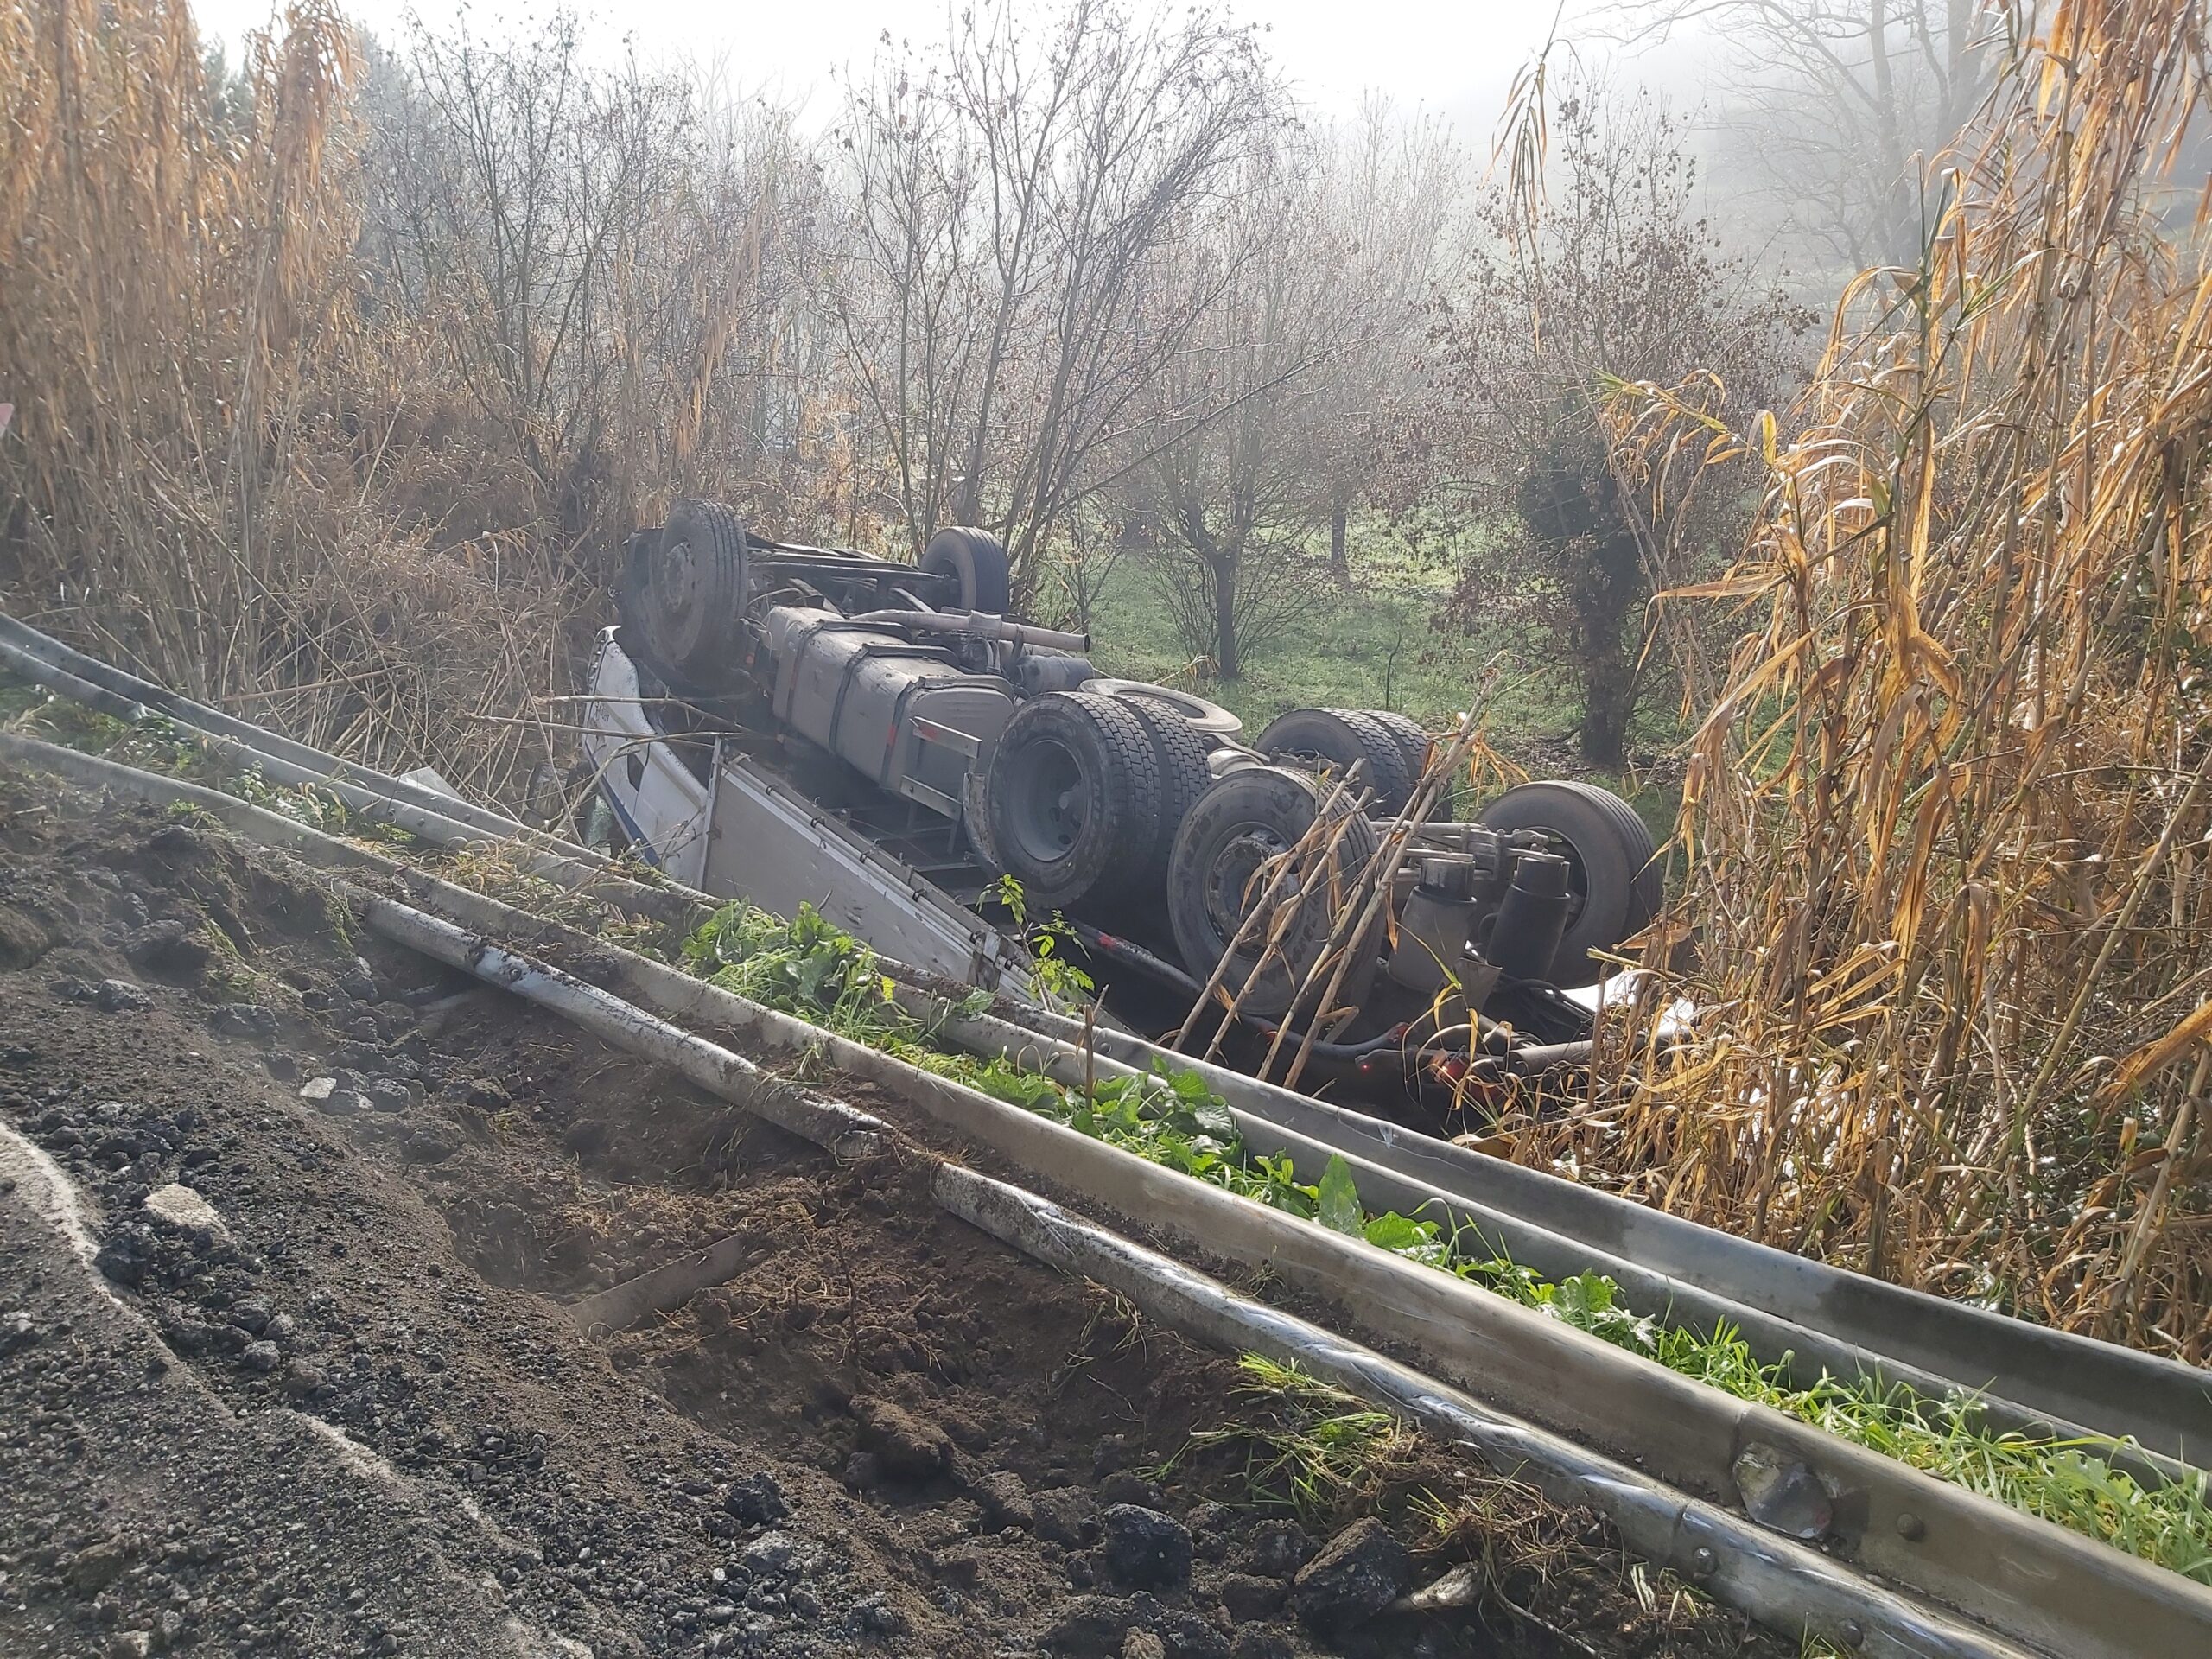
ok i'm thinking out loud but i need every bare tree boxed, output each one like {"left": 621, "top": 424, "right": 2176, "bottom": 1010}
{"left": 1123, "top": 132, "right": 1332, "bottom": 678}
{"left": 358, "top": 18, "right": 836, "bottom": 556}
{"left": 361, "top": 17, "right": 688, "bottom": 543}
{"left": 1128, "top": 111, "right": 1463, "bottom": 678}
{"left": 1307, "top": 102, "right": 1466, "bottom": 584}
{"left": 1620, "top": 0, "right": 2000, "bottom": 271}
{"left": 1415, "top": 87, "right": 1810, "bottom": 765}
{"left": 829, "top": 0, "right": 1278, "bottom": 601}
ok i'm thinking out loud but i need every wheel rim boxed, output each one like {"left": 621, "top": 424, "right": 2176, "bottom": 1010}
{"left": 1203, "top": 825, "right": 1289, "bottom": 948}
{"left": 1005, "top": 739, "right": 1090, "bottom": 866}
{"left": 659, "top": 537, "right": 696, "bottom": 613}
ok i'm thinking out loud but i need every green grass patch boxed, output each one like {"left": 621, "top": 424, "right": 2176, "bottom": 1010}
{"left": 1075, "top": 555, "right": 1684, "bottom": 841}
{"left": 1077, "top": 552, "right": 1569, "bottom": 738}
{"left": 1470, "top": 1259, "right": 2212, "bottom": 1582}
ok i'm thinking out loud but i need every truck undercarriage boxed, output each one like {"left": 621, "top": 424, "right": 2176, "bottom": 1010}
{"left": 575, "top": 502, "right": 1661, "bottom": 1120}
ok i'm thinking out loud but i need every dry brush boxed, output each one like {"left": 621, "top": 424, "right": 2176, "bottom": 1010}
{"left": 0, "top": 1, "right": 851, "bottom": 796}
{"left": 1565, "top": 0, "right": 2212, "bottom": 1357}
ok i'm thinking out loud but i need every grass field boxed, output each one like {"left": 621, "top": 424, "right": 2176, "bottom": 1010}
{"left": 1075, "top": 546, "right": 1681, "bottom": 843}
{"left": 1079, "top": 550, "right": 1568, "bottom": 734}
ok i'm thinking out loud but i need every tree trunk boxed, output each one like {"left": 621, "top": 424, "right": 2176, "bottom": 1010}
{"left": 1579, "top": 640, "right": 1637, "bottom": 766}
{"left": 1570, "top": 524, "right": 1643, "bottom": 767}
{"left": 1329, "top": 497, "right": 1349, "bottom": 585}
{"left": 1211, "top": 556, "right": 1241, "bottom": 679}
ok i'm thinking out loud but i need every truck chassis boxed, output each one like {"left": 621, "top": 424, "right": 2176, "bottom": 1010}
{"left": 575, "top": 503, "right": 1661, "bottom": 1113}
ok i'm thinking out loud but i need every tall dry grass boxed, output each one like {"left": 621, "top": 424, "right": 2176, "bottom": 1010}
{"left": 0, "top": 2, "right": 861, "bottom": 793}
{"left": 0, "top": 0, "right": 574, "bottom": 787}
{"left": 1554, "top": 0, "right": 2212, "bottom": 1357}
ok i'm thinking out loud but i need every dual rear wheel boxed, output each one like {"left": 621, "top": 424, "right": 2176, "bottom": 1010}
{"left": 1158, "top": 767, "right": 1659, "bottom": 1001}
{"left": 984, "top": 690, "right": 1164, "bottom": 912}
{"left": 988, "top": 690, "right": 1659, "bottom": 997}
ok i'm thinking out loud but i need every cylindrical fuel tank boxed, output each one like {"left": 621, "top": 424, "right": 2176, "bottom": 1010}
{"left": 762, "top": 606, "right": 1015, "bottom": 816}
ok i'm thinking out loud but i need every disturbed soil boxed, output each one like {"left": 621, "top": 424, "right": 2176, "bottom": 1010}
{"left": 0, "top": 775, "right": 1788, "bottom": 1659}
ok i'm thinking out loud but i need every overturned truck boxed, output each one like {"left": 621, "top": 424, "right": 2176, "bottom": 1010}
{"left": 576, "top": 501, "right": 1659, "bottom": 1113}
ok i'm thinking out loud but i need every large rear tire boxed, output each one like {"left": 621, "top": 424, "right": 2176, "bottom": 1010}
{"left": 1119, "top": 697, "right": 1217, "bottom": 891}
{"left": 1166, "top": 766, "right": 1382, "bottom": 1020}
{"left": 1360, "top": 710, "right": 1433, "bottom": 788}
{"left": 921, "top": 526, "right": 1012, "bottom": 614}
{"left": 1477, "top": 780, "right": 1661, "bottom": 985}
{"left": 644, "top": 499, "right": 750, "bottom": 690}
{"left": 984, "top": 690, "right": 1161, "bottom": 911}
{"left": 1255, "top": 707, "right": 1414, "bottom": 815}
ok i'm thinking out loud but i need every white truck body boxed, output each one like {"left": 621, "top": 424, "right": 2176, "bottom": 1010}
{"left": 577, "top": 628, "right": 1014, "bottom": 992}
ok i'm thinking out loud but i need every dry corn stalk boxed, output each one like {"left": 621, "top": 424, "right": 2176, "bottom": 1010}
{"left": 1580, "top": 0, "right": 2212, "bottom": 1356}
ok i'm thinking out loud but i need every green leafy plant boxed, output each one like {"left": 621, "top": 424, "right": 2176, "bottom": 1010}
{"left": 988, "top": 874, "right": 1095, "bottom": 1007}
{"left": 683, "top": 899, "right": 912, "bottom": 1046}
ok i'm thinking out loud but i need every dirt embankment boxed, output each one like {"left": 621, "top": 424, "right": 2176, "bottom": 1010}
{"left": 0, "top": 779, "right": 1780, "bottom": 1659}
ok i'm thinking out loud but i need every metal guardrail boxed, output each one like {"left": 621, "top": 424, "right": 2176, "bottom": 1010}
{"left": 0, "top": 611, "right": 542, "bottom": 843}
{"left": 980, "top": 998, "right": 2212, "bottom": 1475}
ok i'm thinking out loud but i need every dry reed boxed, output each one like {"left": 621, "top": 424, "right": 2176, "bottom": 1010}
{"left": 0, "top": 0, "right": 575, "bottom": 791}
{"left": 0, "top": 2, "right": 855, "bottom": 799}
{"left": 1566, "top": 0, "right": 2212, "bottom": 1357}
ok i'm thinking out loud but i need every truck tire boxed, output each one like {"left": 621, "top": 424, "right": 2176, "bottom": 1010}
{"left": 1477, "top": 779, "right": 1661, "bottom": 985}
{"left": 1079, "top": 678, "right": 1243, "bottom": 739}
{"left": 1255, "top": 707, "right": 1414, "bottom": 815}
{"left": 614, "top": 527, "right": 656, "bottom": 641}
{"left": 1360, "top": 709, "right": 1433, "bottom": 785}
{"left": 921, "top": 527, "right": 1012, "bottom": 614}
{"left": 1120, "top": 697, "right": 1216, "bottom": 890}
{"left": 985, "top": 690, "right": 1161, "bottom": 912}
{"left": 1360, "top": 709, "right": 1454, "bottom": 818}
{"left": 1166, "top": 766, "right": 1382, "bottom": 1020}
{"left": 645, "top": 499, "right": 750, "bottom": 690}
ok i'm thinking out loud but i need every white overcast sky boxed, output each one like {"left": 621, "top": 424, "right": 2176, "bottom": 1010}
{"left": 193, "top": 0, "right": 1604, "bottom": 135}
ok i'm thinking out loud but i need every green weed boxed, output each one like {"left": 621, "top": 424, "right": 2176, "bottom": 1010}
{"left": 1170, "top": 1354, "right": 1417, "bottom": 1521}
{"left": 986, "top": 874, "right": 1095, "bottom": 1007}
{"left": 1465, "top": 1253, "right": 2212, "bottom": 1583}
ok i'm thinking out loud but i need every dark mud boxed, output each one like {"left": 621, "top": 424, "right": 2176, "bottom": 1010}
{"left": 0, "top": 776, "right": 1789, "bottom": 1659}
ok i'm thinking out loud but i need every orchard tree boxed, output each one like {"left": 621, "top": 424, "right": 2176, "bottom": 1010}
{"left": 1421, "top": 88, "right": 1810, "bottom": 765}
{"left": 829, "top": 0, "right": 1277, "bottom": 602}
{"left": 1122, "top": 130, "right": 1336, "bottom": 679}
{"left": 1308, "top": 103, "right": 1465, "bottom": 584}
{"left": 359, "top": 18, "right": 830, "bottom": 550}
{"left": 1130, "top": 110, "right": 1462, "bottom": 677}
